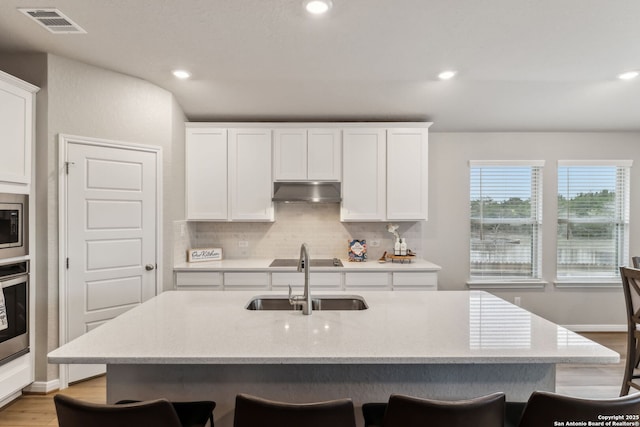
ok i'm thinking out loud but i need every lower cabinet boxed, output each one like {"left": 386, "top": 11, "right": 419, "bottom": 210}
{"left": 271, "top": 272, "right": 342, "bottom": 291}
{"left": 175, "top": 270, "right": 437, "bottom": 291}
{"left": 392, "top": 272, "right": 438, "bottom": 291}
{"left": 344, "top": 272, "right": 390, "bottom": 291}
{"left": 223, "top": 272, "right": 270, "bottom": 290}
{"left": 174, "top": 272, "right": 223, "bottom": 290}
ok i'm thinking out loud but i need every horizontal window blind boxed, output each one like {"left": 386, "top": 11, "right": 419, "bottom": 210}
{"left": 470, "top": 163, "right": 543, "bottom": 280}
{"left": 557, "top": 163, "right": 631, "bottom": 279}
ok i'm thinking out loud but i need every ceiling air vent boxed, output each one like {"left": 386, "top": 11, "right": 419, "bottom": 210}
{"left": 19, "top": 8, "right": 86, "bottom": 34}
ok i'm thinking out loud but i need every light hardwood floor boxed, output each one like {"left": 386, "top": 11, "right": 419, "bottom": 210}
{"left": 0, "top": 333, "right": 632, "bottom": 426}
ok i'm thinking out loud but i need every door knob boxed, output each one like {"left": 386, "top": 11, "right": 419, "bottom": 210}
{"left": 145, "top": 264, "right": 155, "bottom": 271}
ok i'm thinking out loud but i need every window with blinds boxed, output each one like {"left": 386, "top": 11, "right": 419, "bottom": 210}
{"left": 557, "top": 161, "right": 631, "bottom": 280}
{"left": 469, "top": 161, "right": 543, "bottom": 280}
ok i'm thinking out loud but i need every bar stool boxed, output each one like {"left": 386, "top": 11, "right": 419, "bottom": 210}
{"left": 117, "top": 399, "right": 216, "bottom": 427}
{"left": 518, "top": 391, "right": 640, "bottom": 427}
{"left": 376, "top": 392, "right": 505, "bottom": 427}
{"left": 233, "top": 393, "right": 356, "bottom": 427}
{"left": 54, "top": 394, "right": 183, "bottom": 427}
{"left": 619, "top": 266, "right": 640, "bottom": 395}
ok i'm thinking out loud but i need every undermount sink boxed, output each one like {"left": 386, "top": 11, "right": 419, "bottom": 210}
{"left": 245, "top": 295, "right": 368, "bottom": 311}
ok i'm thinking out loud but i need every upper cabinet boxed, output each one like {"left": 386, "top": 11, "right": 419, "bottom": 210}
{"left": 185, "top": 122, "right": 430, "bottom": 223}
{"left": 0, "top": 70, "right": 38, "bottom": 192}
{"left": 229, "top": 128, "right": 274, "bottom": 221}
{"left": 185, "top": 128, "right": 228, "bottom": 220}
{"left": 386, "top": 128, "right": 428, "bottom": 221}
{"left": 273, "top": 128, "right": 341, "bottom": 181}
{"left": 185, "top": 125, "right": 274, "bottom": 222}
{"left": 341, "top": 128, "right": 386, "bottom": 221}
{"left": 341, "top": 127, "right": 429, "bottom": 222}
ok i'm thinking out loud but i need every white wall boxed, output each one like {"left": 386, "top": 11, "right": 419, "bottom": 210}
{"left": 424, "top": 132, "right": 640, "bottom": 328}
{"left": 0, "top": 53, "right": 186, "bottom": 384}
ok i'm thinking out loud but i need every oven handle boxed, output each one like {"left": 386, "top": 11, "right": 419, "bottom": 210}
{"left": 1, "top": 275, "right": 28, "bottom": 289}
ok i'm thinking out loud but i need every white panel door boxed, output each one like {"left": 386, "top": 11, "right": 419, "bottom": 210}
{"left": 341, "top": 128, "right": 386, "bottom": 221}
{"left": 66, "top": 141, "right": 158, "bottom": 383}
{"left": 186, "top": 128, "right": 228, "bottom": 220}
{"left": 229, "top": 129, "right": 274, "bottom": 221}
{"left": 387, "top": 128, "right": 428, "bottom": 220}
{"left": 308, "top": 129, "right": 341, "bottom": 181}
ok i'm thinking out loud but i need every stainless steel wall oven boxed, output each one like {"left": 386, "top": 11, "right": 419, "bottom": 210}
{"left": 0, "top": 193, "right": 28, "bottom": 259}
{"left": 0, "top": 261, "right": 28, "bottom": 365}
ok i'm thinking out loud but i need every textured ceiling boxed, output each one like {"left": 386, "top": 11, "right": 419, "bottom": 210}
{"left": 1, "top": 0, "right": 639, "bottom": 131}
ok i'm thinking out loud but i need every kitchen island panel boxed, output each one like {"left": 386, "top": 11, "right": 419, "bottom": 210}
{"left": 108, "top": 362, "right": 554, "bottom": 427}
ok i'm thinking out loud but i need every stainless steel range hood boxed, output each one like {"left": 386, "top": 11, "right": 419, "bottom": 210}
{"left": 272, "top": 182, "right": 341, "bottom": 203}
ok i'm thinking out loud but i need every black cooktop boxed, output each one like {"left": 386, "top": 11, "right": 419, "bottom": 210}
{"left": 269, "top": 258, "right": 343, "bottom": 268}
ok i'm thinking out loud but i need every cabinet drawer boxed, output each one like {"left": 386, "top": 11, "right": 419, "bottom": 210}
{"left": 392, "top": 272, "right": 438, "bottom": 290}
{"left": 271, "top": 272, "right": 342, "bottom": 291}
{"left": 175, "top": 272, "right": 223, "bottom": 289}
{"left": 224, "top": 272, "right": 269, "bottom": 290}
{"left": 344, "top": 272, "right": 390, "bottom": 290}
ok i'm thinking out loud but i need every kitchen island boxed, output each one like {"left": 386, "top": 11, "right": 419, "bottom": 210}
{"left": 48, "top": 290, "right": 618, "bottom": 427}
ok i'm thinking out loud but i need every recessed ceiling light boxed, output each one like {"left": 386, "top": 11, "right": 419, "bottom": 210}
{"left": 438, "top": 70, "right": 457, "bottom": 80}
{"left": 304, "top": 0, "right": 332, "bottom": 15}
{"left": 618, "top": 71, "right": 639, "bottom": 81}
{"left": 172, "top": 70, "right": 191, "bottom": 79}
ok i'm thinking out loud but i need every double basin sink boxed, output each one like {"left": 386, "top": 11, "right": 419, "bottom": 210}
{"left": 246, "top": 295, "right": 368, "bottom": 311}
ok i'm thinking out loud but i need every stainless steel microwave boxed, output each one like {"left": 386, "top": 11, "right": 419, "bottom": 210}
{"left": 0, "top": 193, "right": 27, "bottom": 259}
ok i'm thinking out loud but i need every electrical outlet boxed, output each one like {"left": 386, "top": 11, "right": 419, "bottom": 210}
{"left": 370, "top": 240, "right": 380, "bottom": 247}
{"left": 514, "top": 296, "right": 521, "bottom": 306}
{"left": 238, "top": 240, "right": 249, "bottom": 248}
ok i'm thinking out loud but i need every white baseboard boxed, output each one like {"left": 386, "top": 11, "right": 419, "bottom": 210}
{"left": 24, "top": 379, "right": 60, "bottom": 394}
{"left": 0, "top": 391, "right": 22, "bottom": 408}
{"left": 562, "top": 324, "right": 626, "bottom": 333}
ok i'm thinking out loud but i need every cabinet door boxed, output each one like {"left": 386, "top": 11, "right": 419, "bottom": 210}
{"left": 307, "top": 129, "right": 341, "bottom": 181}
{"left": 229, "top": 129, "right": 274, "bottom": 221}
{"left": 341, "top": 129, "right": 386, "bottom": 221}
{"left": 273, "top": 128, "right": 307, "bottom": 181}
{"left": 387, "top": 129, "right": 428, "bottom": 220}
{"left": 0, "top": 75, "right": 34, "bottom": 186}
{"left": 185, "top": 128, "right": 228, "bottom": 220}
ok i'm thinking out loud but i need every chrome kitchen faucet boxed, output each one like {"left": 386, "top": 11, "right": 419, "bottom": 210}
{"left": 289, "top": 243, "right": 312, "bottom": 315}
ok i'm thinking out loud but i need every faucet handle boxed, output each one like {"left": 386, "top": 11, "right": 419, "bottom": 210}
{"left": 288, "top": 285, "right": 294, "bottom": 304}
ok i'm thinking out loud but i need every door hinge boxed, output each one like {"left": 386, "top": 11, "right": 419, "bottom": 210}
{"left": 65, "top": 161, "right": 75, "bottom": 174}
{"left": 66, "top": 258, "right": 69, "bottom": 269}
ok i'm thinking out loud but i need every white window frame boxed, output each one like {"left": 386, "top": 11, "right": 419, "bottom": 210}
{"left": 555, "top": 160, "right": 632, "bottom": 288}
{"left": 467, "top": 160, "right": 546, "bottom": 289}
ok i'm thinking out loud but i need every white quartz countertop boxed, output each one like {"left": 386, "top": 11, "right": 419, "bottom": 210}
{"left": 48, "top": 291, "right": 618, "bottom": 366}
{"left": 174, "top": 258, "right": 441, "bottom": 272}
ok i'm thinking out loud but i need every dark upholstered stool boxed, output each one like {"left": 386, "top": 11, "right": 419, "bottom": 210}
{"left": 233, "top": 393, "right": 356, "bottom": 427}
{"left": 55, "top": 395, "right": 183, "bottom": 427}
{"left": 117, "top": 399, "right": 216, "bottom": 427}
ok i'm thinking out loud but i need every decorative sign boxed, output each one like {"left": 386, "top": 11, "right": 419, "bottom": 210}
{"left": 348, "top": 239, "right": 367, "bottom": 262}
{"left": 187, "top": 248, "right": 223, "bottom": 262}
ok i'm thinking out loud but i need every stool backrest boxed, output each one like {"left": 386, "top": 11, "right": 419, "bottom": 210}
{"left": 518, "top": 391, "right": 640, "bottom": 427}
{"left": 233, "top": 393, "right": 356, "bottom": 427}
{"left": 54, "top": 394, "right": 183, "bottom": 427}
{"left": 381, "top": 392, "right": 505, "bottom": 427}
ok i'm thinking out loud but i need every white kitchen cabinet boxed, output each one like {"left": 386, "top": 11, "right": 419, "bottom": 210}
{"left": 271, "top": 272, "right": 342, "bottom": 291}
{"left": 392, "top": 272, "right": 437, "bottom": 291}
{"left": 0, "top": 70, "right": 38, "bottom": 191}
{"left": 229, "top": 129, "right": 274, "bottom": 221}
{"left": 174, "top": 271, "right": 223, "bottom": 290}
{"left": 223, "top": 272, "right": 269, "bottom": 290}
{"left": 386, "top": 128, "right": 429, "bottom": 220}
{"left": 273, "top": 128, "right": 340, "bottom": 181}
{"left": 341, "top": 128, "right": 386, "bottom": 221}
{"left": 185, "top": 128, "right": 228, "bottom": 220}
{"left": 344, "top": 272, "right": 391, "bottom": 290}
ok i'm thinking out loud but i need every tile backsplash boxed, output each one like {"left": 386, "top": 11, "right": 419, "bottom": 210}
{"left": 174, "top": 204, "right": 423, "bottom": 263}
